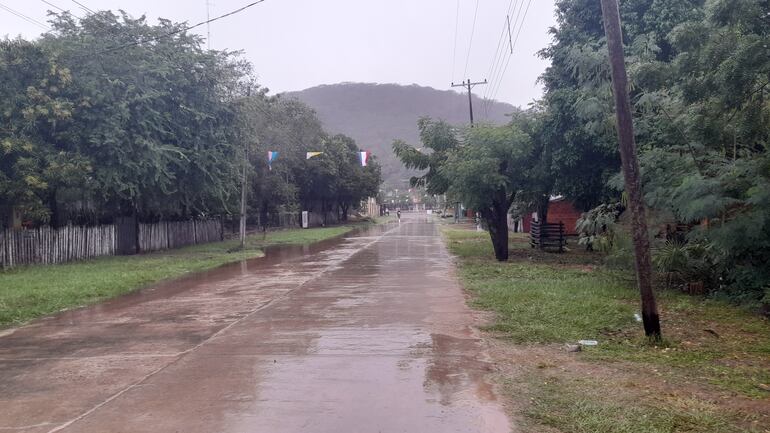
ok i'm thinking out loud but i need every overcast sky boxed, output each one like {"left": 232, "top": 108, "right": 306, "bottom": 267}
{"left": 1, "top": 0, "right": 556, "bottom": 107}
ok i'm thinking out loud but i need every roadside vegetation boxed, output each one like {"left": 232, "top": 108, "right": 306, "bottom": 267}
{"left": 0, "top": 223, "right": 370, "bottom": 327}
{"left": 395, "top": 0, "right": 770, "bottom": 311}
{"left": 443, "top": 227, "right": 770, "bottom": 433}
{"left": 1, "top": 12, "right": 381, "bottom": 231}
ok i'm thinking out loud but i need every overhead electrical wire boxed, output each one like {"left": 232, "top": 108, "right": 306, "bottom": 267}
{"left": 485, "top": 0, "right": 525, "bottom": 104}
{"left": 487, "top": 0, "right": 533, "bottom": 106}
{"left": 71, "top": 0, "right": 94, "bottom": 14}
{"left": 0, "top": 1, "right": 50, "bottom": 30}
{"left": 490, "top": 0, "right": 533, "bottom": 103}
{"left": 96, "top": 0, "right": 267, "bottom": 55}
{"left": 461, "top": 0, "right": 480, "bottom": 80}
{"left": 482, "top": 0, "right": 521, "bottom": 116}
{"left": 41, "top": 0, "right": 68, "bottom": 13}
{"left": 39, "top": 0, "right": 291, "bottom": 152}
{"left": 481, "top": 0, "right": 518, "bottom": 117}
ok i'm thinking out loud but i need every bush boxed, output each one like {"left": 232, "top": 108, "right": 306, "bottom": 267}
{"left": 653, "top": 240, "right": 719, "bottom": 293}
{"left": 576, "top": 203, "right": 624, "bottom": 252}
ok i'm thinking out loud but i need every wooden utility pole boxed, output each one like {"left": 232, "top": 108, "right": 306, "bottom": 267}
{"left": 451, "top": 79, "right": 487, "bottom": 126}
{"left": 600, "top": 0, "right": 661, "bottom": 339}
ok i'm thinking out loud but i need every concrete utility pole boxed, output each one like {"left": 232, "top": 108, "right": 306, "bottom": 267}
{"left": 600, "top": 0, "right": 662, "bottom": 339}
{"left": 239, "top": 153, "right": 247, "bottom": 248}
{"left": 239, "top": 85, "right": 252, "bottom": 249}
{"left": 451, "top": 79, "right": 487, "bottom": 126}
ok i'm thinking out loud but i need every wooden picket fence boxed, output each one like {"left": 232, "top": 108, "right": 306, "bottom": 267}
{"left": 0, "top": 225, "right": 115, "bottom": 268}
{"left": 139, "top": 219, "right": 222, "bottom": 253}
{"left": 1, "top": 219, "right": 223, "bottom": 269}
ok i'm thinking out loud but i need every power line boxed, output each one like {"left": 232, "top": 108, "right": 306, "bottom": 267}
{"left": 97, "top": 0, "right": 267, "bottom": 55}
{"left": 40, "top": 0, "right": 81, "bottom": 19}
{"left": 482, "top": 0, "right": 518, "bottom": 98}
{"left": 41, "top": 0, "right": 67, "bottom": 13}
{"left": 70, "top": 0, "right": 94, "bottom": 14}
{"left": 450, "top": 0, "right": 460, "bottom": 82}
{"left": 462, "top": 0, "right": 480, "bottom": 79}
{"left": 481, "top": 0, "right": 517, "bottom": 117}
{"left": 0, "top": 2, "right": 50, "bottom": 30}
{"left": 487, "top": 0, "right": 524, "bottom": 98}
{"left": 487, "top": 0, "right": 533, "bottom": 105}
{"left": 482, "top": 0, "right": 519, "bottom": 114}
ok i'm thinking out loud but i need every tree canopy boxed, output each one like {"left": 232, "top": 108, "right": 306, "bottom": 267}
{"left": 0, "top": 11, "right": 382, "bottom": 229}
{"left": 540, "top": 0, "right": 770, "bottom": 301}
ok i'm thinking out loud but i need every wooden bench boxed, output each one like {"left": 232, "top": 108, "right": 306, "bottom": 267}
{"left": 530, "top": 220, "right": 566, "bottom": 253}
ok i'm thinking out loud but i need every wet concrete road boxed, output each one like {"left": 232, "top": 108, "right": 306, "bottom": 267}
{"left": 0, "top": 214, "right": 511, "bottom": 433}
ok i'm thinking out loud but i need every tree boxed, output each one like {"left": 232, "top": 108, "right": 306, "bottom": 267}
{"left": 325, "top": 135, "right": 381, "bottom": 221}
{"left": 38, "top": 11, "right": 248, "bottom": 221}
{"left": 541, "top": 0, "right": 770, "bottom": 303}
{"left": 508, "top": 106, "right": 554, "bottom": 224}
{"left": 0, "top": 38, "right": 89, "bottom": 228}
{"left": 392, "top": 117, "right": 460, "bottom": 196}
{"left": 442, "top": 124, "right": 534, "bottom": 261}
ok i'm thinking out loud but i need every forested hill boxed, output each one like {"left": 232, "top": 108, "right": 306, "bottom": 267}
{"left": 284, "top": 83, "right": 517, "bottom": 188}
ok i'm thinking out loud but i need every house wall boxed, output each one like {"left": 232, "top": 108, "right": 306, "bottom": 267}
{"left": 547, "top": 200, "right": 581, "bottom": 235}
{"left": 520, "top": 200, "right": 582, "bottom": 235}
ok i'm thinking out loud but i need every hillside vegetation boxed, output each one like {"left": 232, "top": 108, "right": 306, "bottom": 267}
{"left": 286, "top": 83, "right": 517, "bottom": 187}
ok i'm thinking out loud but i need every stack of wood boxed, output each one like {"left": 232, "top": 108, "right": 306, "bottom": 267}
{"left": 529, "top": 220, "right": 566, "bottom": 253}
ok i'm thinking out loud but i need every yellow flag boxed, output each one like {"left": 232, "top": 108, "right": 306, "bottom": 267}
{"left": 306, "top": 152, "right": 323, "bottom": 159}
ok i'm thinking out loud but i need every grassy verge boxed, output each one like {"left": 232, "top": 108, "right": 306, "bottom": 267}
{"left": 443, "top": 227, "right": 770, "bottom": 433}
{"left": 0, "top": 222, "right": 372, "bottom": 326}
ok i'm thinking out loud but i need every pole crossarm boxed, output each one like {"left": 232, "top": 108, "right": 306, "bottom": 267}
{"left": 451, "top": 78, "right": 488, "bottom": 126}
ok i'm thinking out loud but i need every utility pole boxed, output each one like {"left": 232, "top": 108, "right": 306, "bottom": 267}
{"left": 451, "top": 79, "right": 487, "bottom": 126}
{"left": 239, "top": 147, "right": 248, "bottom": 248}
{"left": 239, "top": 85, "right": 251, "bottom": 249}
{"left": 600, "top": 0, "right": 662, "bottom": 340}
{"left": 206, "top": 0, "right": 212, "bottom": 49}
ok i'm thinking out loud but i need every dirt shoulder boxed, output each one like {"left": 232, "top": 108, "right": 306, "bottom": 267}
{"left": 442, "top": 226, "right": 770, "bottom": 433}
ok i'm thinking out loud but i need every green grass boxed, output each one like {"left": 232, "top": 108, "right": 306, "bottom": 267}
{"left": 442, "top": 227, "right": 770, "bottom": 432}
{"left": 521, "top": 375, "right": 756, "bottom": 433}
{"left": 0, "top": 223, "right": 369, "bottom": 326}
{"left": 444, "top": 227, "right": 637, "bottom": 343}
{"left": 587, "top": 292, "right": 770, "bottom": 398}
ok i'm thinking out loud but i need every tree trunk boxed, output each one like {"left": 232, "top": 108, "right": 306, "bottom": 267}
{"left": 48, "top": 188, "right": 61, "bottom": 228}
{"left": 484, "top": 195, "right": 510, "bottom": 262}
{"left": 322, "top": 200, "right": 327, "bottom": 226}
{"left": 536, "top": 194, "right": 550, "bottom": 225}
{"left": 340, "top": 204, "right": 349, "bottom": 221}
{"left": 260, "top": 202, "right": 269, "bottom": 239}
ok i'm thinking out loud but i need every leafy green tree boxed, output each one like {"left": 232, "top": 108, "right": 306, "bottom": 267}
{"left": 442, "top": 124, "right": 534, "bottom": 261}
{"left": 39, "top": 11, "right": 248, "bottom": 220}
{"left": 325, "top": 134, "right": 381, "bottom": 221}
{"left": 392, "top": 118, "right": 460, "bottom": 195}
{"left": 542, "top": 0, "right": 770, "bottom": 301}
{"left": 0, "top": 38, "right": 89, "bottom": 227}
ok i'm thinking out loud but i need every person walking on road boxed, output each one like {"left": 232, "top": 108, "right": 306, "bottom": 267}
{"left": 397, "top": 209, "right": 402, "bottom": 222}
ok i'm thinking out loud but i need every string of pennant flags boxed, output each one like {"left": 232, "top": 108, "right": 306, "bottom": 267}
{"left": 267, "top": 150, "right": 370, "bottom": 170}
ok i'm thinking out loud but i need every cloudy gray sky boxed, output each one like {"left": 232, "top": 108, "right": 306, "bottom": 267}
{"left": 1, "top": 0, "right": 556, "bottom": 107}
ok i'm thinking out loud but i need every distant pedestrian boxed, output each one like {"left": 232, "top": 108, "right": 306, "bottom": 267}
{"left": 397, "top": 210, "right": 401, "bottom": 222}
